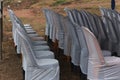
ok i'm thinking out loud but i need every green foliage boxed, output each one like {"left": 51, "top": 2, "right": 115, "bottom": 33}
{"left": 52, "top": 0, "right": 67, "bottom": 6}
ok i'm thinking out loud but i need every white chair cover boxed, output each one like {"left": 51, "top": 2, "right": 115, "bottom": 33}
{"left": 76, "top": 26, "right": 111, "bottom": 75}
{"left": 17, "top": 28, "right": 59, "bottom": 80}
{"left": 8, "top": 9, "right": 43, "bottom": 43}
{"left": 63, "top": 17, "right": 81, "bottom": 66}
{"left": 83, "top": 27, "right": 120, "bottom": 80}
{"left": 102, "top": 16, "right": 119, "bottom": 52}
{"left": 15, "top": 22, "right": 50, "bottom": 53}
{"left": 8, "top": 9, "right": 48, "bottom": 54}
{"left": 76, "top": 26, "right": 89, "bottom": 75}
{"left": 43, "top": 9, "right": 64, "bottom": 46}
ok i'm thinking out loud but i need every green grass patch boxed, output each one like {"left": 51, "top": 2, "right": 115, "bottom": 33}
{"left": 52, "top": 0, "right": 72, "bottom": 6}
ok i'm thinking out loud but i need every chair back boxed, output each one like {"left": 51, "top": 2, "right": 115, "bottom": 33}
{"left": 82, "top": 27, "right": 105, "bottom": 65}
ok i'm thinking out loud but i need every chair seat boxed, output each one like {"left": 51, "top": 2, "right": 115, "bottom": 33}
{"left": 105, "top": 56, "right": 120, "bottom": 64}
{"left": 30, "top": 66, "right": 59, "bottom": 80}
{"left": 102, "top": 50, "right": 112, "bottom": 57}
{"left": 88, "top": 57, "right": 120, "bottom": 80}
{"left": 33, "top": 41, "right": 47, "bottom": 45}
{"left": 28, "top": 33, "right": 39, "bottom": 37}
{"left": 27, "top": 30, "right": 36, "bottom": 34}
{"left": 26, "top": 28, "right": 35, "bottom": 31}
{"left": 34, "top": 51, "right": 54, "bottom": 59}
{"left": 37, "top": 59, "right": 58, "bottom": 67}
{"left": 26, "top": 59, "right": 59, "bottom": 80}
{"left": 33, "top": 45, "right": 50, "bottom": 51}
{"left": 24, "top": 24, "right": 31, "bottom": 27}
{"left": 31, "top": 36, "right": 44, "bottom": 41}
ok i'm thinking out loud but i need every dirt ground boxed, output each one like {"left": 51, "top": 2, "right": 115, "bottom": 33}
{"left": 0, "top": 31, "right": 23, "bottom": 80}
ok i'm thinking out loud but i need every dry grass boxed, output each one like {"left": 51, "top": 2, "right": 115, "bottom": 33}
{"left": 4, "top": 0, "right": 120, "bottom": 36}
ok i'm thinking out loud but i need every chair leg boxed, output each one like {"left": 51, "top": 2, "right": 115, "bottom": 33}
{"left": 66, "top": 56, "right": 71, "bottom": 62}
{"left": 80, "top": 68, "right": 87, "bottom": 80}
{"left": 71, "top": 62, "right": 80, "bottom": 73}
{"left": 22, "top": 68, "right": 25, "bottom": 80}
{"left": 112, "top": 52, "right": 118, "bottom": 56}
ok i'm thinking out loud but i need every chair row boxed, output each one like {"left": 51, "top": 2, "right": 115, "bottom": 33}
{"left": 65, "top": 8, "right": 111, "bottom": 51}
{"left": 43, "top": 8, "right": 120, "bottom": 80}
{"left": 65, "top": 8, "right": 120, "bottom": 56}
{"left": 8, "top": 9, "right": 60, "bottom": 80}
{"left": 100, "top": 7, "right": 120, "bottom": 56}
{"left": 43, "top": 8, "right": 111, "bottom": 65}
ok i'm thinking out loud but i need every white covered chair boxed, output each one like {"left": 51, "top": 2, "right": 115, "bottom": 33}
{"left": 8, "top": 9, "right": 35, "bottom": 34}
{"left": 43, "top": 9, "right": 65, "bottom": 50}
{"left": 8, "top": 9, "right": 49, "bottom": 53}
{"left": 74, "top": 26, "right": 111, "bottom": 76}
{"left": 8, "top": 9, "right": 45, "bottom": 42}
{"left": 17, "top": 28, "right": 59, "bottom": 80}
{"left": 16, "top": 23, "right": 55, "bottom": 59}
{"left": 65, "top": 9, "right": 112, "bottom": 57}
{"left": 15, "top": 18, "right": 46, "bottom": 43}
{"left": 82, "top": 27, "right": 120, "bottom": 80}
{"left": 63, "top": 17, "right": 81, "bottom": 66}
{"left": 102, "top": 16, "right": 120, "bottom": 55}
{"left": 15, "top": 22, "right": 50, "bottom": 53}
